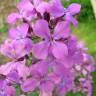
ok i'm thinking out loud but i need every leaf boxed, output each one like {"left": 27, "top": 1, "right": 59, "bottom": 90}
{"left": 27, "top": 92, "right": 38, "bottom": 96}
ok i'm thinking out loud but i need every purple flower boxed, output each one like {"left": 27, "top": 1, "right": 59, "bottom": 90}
{"left": 0, "top": 60, "right": 30, "bottom": 80}
{"left": 21, "top": 61, "right": 48, "bottom": 92}
{"left": 21, "top": 60, "right": 74, "bottom": 95}
{"left": 21, "top": 77, "right": 54, "bottom": 96}
{"left": 21, "top": 61, "right": 57, "bottom": 96}
{"left": 0, "top": 0, "right": 94, "bottom": 95}
{"left": 82, "top": 53, "right": 95, "bottom": 73}
{"left": 7, "top": 0, "right": 34, "bottom": 24}
{"left": 7, "top": 0, "right": 48, "bottom": 24}
{"left": 39, "top": 80, "right": 54, "bottom": 96}
{"left": 7, "top": 12, "right": 21, "bottom": 24}
{"left": 0, "top": 38, "right": 32, "bottom": 59}
{"left": 0, "top": 84, "right": 16, "bottom": 96}
{"left": 32, "top": 19, "right": 70, "bottom": 59}
{"left": 64, "top": 3, "right": 81, "bottom": 26}
{"left": 30, "top": 61, "right": 49, "bottom": 77}
{"left": 21, "top": 78, "right": 39, "bottom": 92}
{"left": 21, "top": 61, "right": 54, "bottom": 94}
{"left": 0, "top": 71, "right": 17, "bottom": 96}
{"left": 48, "top": 0, "right": 65, "bottom": 18}
{"left": 49, "top": 60, "right": 74, "bottom": 95}
{"left": 8, "top": 23, "right": 29, "bottom": 40}
{"left": 79, "top": 77, "right": 92, "bottom": 96}
{"left": 17, "top": 0, "right": 34, "bottom": 12}
{"left": 67, "top": 36, "right": 84, "bottom": 65}
{"left": 48, "top": 1, "right": 81, "bottom": 26}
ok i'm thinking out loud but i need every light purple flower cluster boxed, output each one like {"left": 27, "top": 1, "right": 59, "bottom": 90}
{"left": 0, "top": 0, "right": 95, "bottom": 96}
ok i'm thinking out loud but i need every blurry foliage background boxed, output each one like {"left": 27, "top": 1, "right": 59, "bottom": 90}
{"left": 0, "top": 0, "right": 96, "bottom": 96}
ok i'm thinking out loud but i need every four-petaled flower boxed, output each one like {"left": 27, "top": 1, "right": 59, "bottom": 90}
{"left": 32, "top": 19, "right": 70, "bottom": 59}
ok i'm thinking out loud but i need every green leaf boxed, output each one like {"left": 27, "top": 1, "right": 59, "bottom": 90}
{"left": 27, "top": 92, "right": 38, "bottom": 96}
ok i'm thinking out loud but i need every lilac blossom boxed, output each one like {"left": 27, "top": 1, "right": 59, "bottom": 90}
{"left": 0, "top": 38, "right": 32, "bottom": 59}
{"left": 8, "top": 23, "right": 29, "bottom": 40}
{"left": 64, "top": 3, "right": 81, "bottom": 26}
{"left": 32, "top": 19, "right": 70, "bottom": 59}
{"left": 0, "top": 60, "right": 29, "bottom": 79}
{"left": 0, "top": 69, "right": 17, "bottom": 96}
{"left": 0, "top": 0, "right": 95, "bottom": 96}
{"left": 7, "top": 0, "right": 47, "bottom": 24}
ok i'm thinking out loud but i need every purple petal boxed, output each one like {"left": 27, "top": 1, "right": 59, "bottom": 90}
{"left": 68, "top": 3, "right": 81, "bottom": 15}
{"left": 50, "top": 60, "right": 67, "bottom": 75}
{"left": 0, "top": 80, "right": 7, "bottom": 90}
{"left": 32, "top": 41, "right": 49, "bottom": 59}
{"left": 8, "top": 23, "right": 29, "bottom": 39}
{"left": 0, "top": 60, "right": 26, "bottom": 79}
{"left": 7, "top": 13, "right": 21, "bottom": 24}
{"left": 0, "top": 62, "right": 17, "bottom": 75}
{"left": 11, "top": 39, "right": 29, "bottom": 58}
{"left": 40, "top": 80, "right": 54, "bottom": 93}
{"left": 39, "top": 91, "right": 52, "bottom": 96}
{"left": 48, "top": 73, "right": 61, "bottom": 84}
{"left": 87, "top": 81, "right": 92, "bottom": 96}
{"left": 5, "top": 86, "right": 16, "bottom": 96}
{"left": 17, "top": 0, "right": 34, "bottom": 11}
{"left": 65, "top": 13, "right": 78, "bottom": 26}
{"left": 24, "top": 38, "right": 33, "bottom": 53}
{"left": 0, "top": 39, "right": 32, "bottom": 59}
{"left": 0, "top": 61, "right": 25, "bottom": 76}
{"left": 21, "top": 78, "right": 39, "bottom": 92}
{"left": 33, "top": 0, "right": 42, "bottom": 6}
{"left": 17, "top": 23, "right": 29, "bottom": 37}
{"left": 33, "top": 19, "right": 50, "bottom": 39}
{"left": 7, "top": 70, "right": 20, "bottom": 83}
{"left": 49, "top": 0, "right": 65, "bottom": 18}
{"left": 30, "top": 61, "right": 48, "bottom": 76}
{"left": 36, "top": 2, "right": 50, "bottom": 15}
{"left": 16, "top": 60, "right": 30, "bottom": 79}
{"left": 52, "top": 41, "right": 68, "bottom": 59}
{"left": 54, "top": 21, "right": 70, "bottom": 39}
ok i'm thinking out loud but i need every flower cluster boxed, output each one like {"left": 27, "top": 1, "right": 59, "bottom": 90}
{"left": 0, "top": 0, "right": 95, "bottom": 96}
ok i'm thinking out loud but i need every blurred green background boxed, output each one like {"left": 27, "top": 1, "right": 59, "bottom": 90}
{"left": 0, "top": 0, "right": 96, "bottom": 96}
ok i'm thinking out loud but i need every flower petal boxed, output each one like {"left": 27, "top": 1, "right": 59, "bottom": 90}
{"left": 49, "top": 0, "right": 64, "bottom": 18}
{"left": 7, "top": 70, "right": 20, "bottom": 83}
{"left": 33, "top": 0, "right": 42, "bottom": 7}
{"left": 68, "top": 3, "right": 81, "bottom": 15}
{"left": 39, "top": 91, "right": 52, "bottom": 96}
{"left": 17, "top": 0, "right": 34, "bottom": 11}
{"left": 0, "top": 62, "right": 17, "bottom": 75}
{"left": 48, "top": 73, "right": 61, "bottom": 84}
{"left": 17, "top": 23, "right": 29, "bottom": 37}
{"left": 40, "top": 80, "right": 54, "bottom": 95}
{"left": 24, "top": 38, "right": 33, "bottom": 53}
{"left": 30, "top": 61, "right": 48, "bottom": 76}
{"left": 52, "top": 41, "right": 68, "bottom": 59}
{"left": 0, "top": 61, "right": 25, "bottom": 75}
{"left": 54, "top": 21, "right": 70, "bottom": 39}
{"left": 33, "top": 19, "right": 50, "bottom": 39}
{"left": 17, "top": 62, "right": 30, "bottom": 79}
{"left": 8, "top": 23, "right": 29, "bottom": 39}
{"left": 21, "top": 78, "right": 39, "bottom": 92}
{"left": 5, "top": 86, "right": 16, "bottom": 96}
{"left": 7, "top": 13, "right": 21, "bottom": 24}
{"left": 65, "top": 13, "right": 78, "bottom": 26}
{"left": 37, "top": 2, "right": 50, "bottom": 15}
{"left": 32, "top": 41, "right": 49, "bottom": 59}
